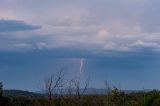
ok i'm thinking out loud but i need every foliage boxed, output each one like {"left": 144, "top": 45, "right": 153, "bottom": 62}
{"left": 1, "top": 80, "right": 160, "bottom": 106}
{"left": 3, "top": 90, "right": 42, "bottom": 99}
{"left": 0, "top": 90, "right": 160, "bottom": 106}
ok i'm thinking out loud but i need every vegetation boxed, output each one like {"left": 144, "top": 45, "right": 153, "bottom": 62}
{"left": 0, "top": 82, "right": 2, "bottom": 97}
{"left": 3, "top": 90, "right": 42, "bottom": 99}
{"left": 1, "top": 88, "right": 160, "bottom": 106}
{"left": 1, "top": 71, "right": 160, "bottom": 106}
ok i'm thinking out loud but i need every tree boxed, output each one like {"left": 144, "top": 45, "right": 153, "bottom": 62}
{"left": 110, "top": 87, "right": 126, "bottom": 106}
{"left": 44, "top": 69, "right": 66, "bottom": 100}
{"left": 0, "top": 82, "right": 3, "bottom": 97}
{"left": 104, "top": 80, "right": 112, "bottom": 106}
{"left": 0, "top": 82, "right": 9, "bottom": 106}
{"left": 67, "top": 77, "right": 90, "bottom": 106}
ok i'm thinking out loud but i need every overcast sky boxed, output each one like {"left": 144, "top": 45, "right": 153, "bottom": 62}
{"left": 0, "top": 0, "right": 160, "bottom": 91}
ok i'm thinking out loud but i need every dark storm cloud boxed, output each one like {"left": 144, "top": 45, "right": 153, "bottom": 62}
{"left": 0, "top": 20, "right": 41, "bottom": 32}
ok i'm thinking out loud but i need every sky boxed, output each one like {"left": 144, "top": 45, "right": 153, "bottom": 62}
{"left": 0, "top": 0, "right": 160, "bottom": 91}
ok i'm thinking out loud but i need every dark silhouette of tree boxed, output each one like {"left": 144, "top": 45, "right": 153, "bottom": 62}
{"left": 67, "top": 78, "right": 90, "bottom": 106}
{"left": 0, "top": 82, "right": 3, "bottom": 97}
{"left": 71, "top": 78, "right": 89, "bottom": 99}
{"left": 104, "top": 80, "right": 112, "bottom": 106}
{"left": 44, "top": 69, "right": 66, "bottom": 100}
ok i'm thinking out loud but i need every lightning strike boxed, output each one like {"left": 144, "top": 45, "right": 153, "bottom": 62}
{"left": 80, "top": 58, "right": 84, "bottom": 75}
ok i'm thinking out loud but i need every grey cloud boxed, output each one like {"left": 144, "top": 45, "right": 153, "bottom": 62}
{"left": 0, "top": 0, "right": 160, "bottom": 55}
{"left": 0, "top": 20, "right": 41, "bottom": 32}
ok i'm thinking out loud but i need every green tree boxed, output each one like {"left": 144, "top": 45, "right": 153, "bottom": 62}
{"left": 110, "top": 87, "right": 126, "bottom": 106}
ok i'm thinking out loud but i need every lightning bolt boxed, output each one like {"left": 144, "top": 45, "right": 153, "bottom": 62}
{"left": 80, "top": 58, "right": 84, "bottom": 75}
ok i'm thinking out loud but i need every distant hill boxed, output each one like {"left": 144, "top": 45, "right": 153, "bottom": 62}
{"left": 37, "top": 88, "right": 107, "bottom": 95}
{"left": 3, "top": 90, "right": 42, "bottom": 98}
{"left": 38, "top": 88, "right": 109, "bottom": 95}
{"left": 37, "top": 88, "right": 151, "bottom": 95}
{"left": 3, "top": 89, "right": 151, "bottom": 98}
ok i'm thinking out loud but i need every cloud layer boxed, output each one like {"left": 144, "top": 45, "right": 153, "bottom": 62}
{"left": 0, "top": 0, "right": 160, "bottom": 56}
